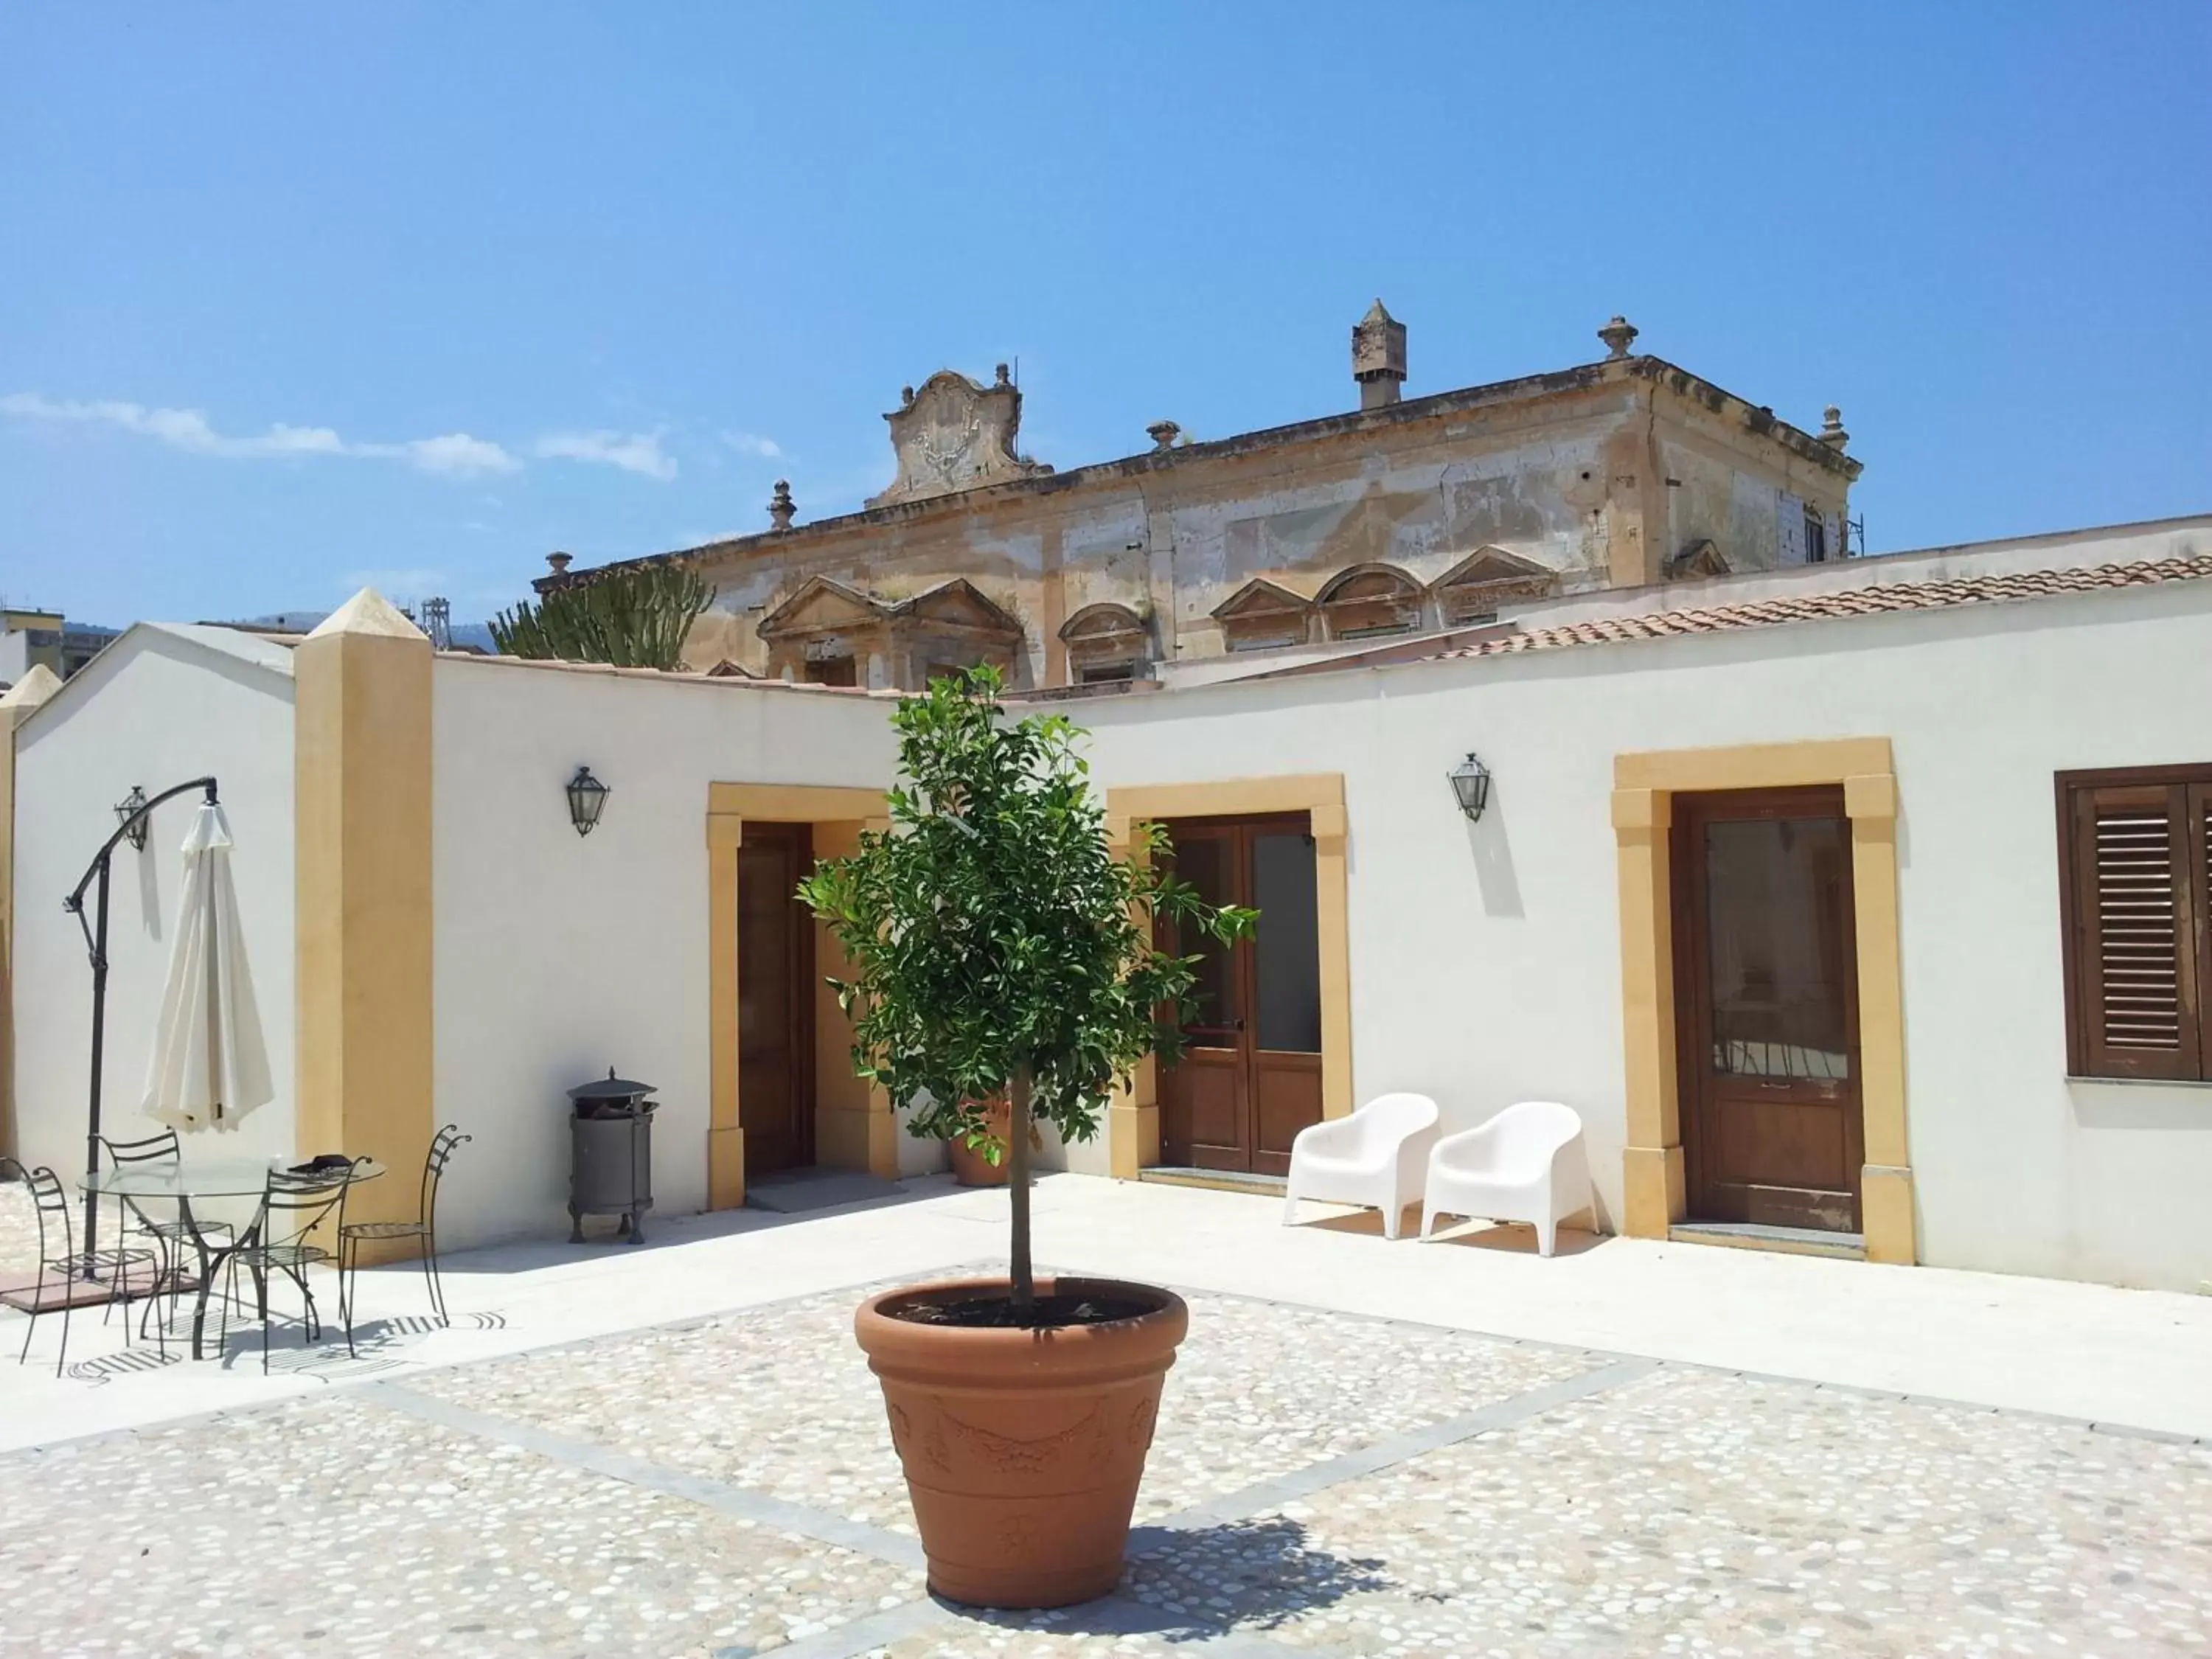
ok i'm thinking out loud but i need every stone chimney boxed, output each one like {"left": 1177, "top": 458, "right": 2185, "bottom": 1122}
{"left": 1352, "top": 299, "right": 1407, "bottom": 410}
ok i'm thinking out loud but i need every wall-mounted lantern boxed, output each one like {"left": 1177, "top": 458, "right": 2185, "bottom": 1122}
{"left": 115, "top": 785, "right": 150, "bottom": 852}
{"left": 1447, "top": 752, "right": 1492, "bottom": 822}
{"left": 567, "top": 765, "right": 610, "bottom": 837}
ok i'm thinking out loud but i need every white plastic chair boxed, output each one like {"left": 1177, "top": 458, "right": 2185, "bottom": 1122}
{"left": 1420, "top": 1101, "right": 1590, "bottom": 1256}
{"left": 1282, "top": 1093, "right": 1441, "bottom": 1240}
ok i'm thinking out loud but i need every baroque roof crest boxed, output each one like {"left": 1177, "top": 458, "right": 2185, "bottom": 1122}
{"left": 867, "top": 365, "right": 1052, "bottom": 508}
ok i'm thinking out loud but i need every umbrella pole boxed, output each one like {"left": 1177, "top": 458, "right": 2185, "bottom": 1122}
{"left": 62, "top": 774, "right": 219, "bottom": 1284}
{"left": 80, "top": 852, "right": 111, "bottom": 1271}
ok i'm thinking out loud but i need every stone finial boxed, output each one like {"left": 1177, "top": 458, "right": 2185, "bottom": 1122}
{"left": 1598, "top": 316, "right": 1640, "bottom": 360}
{"left": 1818, "top": 405, "right": 1850, "bottom": 450}
{"left": 308, "top": 588, "right": 429, "bottom": 643}
{"left": 1146, "top": 420, "right": 1182, "bottom": 452}
{"left": 900, "top": 385, "right": 915, "bottom": 408}
{"left": 0, "top": 661, "right": 63, "bottom": 716}
{"left": 768, "top": 479, "right": 796, "bottom": 531}
{"left": 546, "top": 551, "right": 574, "bottom": 575}
{"left": 1352, "top": 299, "right": 1408, "bottom": 411}
{"left": 994, "top": 363, "right": 1012, "bottom": 388}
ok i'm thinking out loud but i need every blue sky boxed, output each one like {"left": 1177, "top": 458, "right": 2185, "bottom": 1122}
{"left": 4, "top": 4, "right": 2206, "bottom": 629}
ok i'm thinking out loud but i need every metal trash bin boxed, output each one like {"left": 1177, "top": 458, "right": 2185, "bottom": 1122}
{"left": 567, "top": 1069, "right": 656, "bottom": 1245}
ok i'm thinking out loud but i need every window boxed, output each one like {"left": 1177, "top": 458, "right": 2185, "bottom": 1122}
{"left": 804, "top": 656, "right": 857, "bottom": 687}
{"left": 1225, "top": 627, "right": 1307, "bottom": 653}
{"left": 1804, "top": 509, "right": 1829, "bottom": 565}
{"left": 1078, "top": 660, "right": 1137, "bottom": 684}
{"left": 2057, "top": 766, "right": 2212, "bottom": 1080}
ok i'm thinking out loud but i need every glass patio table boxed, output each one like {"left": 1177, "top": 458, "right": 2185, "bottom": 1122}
{"left": 81, "top": 1156, "right": 383, "bottom": 1359}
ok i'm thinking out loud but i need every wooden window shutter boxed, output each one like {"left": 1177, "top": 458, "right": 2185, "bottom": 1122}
{"left": 2065, "top": 782, "right": 2202, "bottom": 1079}
{"left": 2196, "top": 782, "right": 2212, "bottom": 1068}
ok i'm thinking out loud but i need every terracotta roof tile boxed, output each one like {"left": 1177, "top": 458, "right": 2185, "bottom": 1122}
{"left": 1433, "top": 555, "right": 2212, "bottom": 661}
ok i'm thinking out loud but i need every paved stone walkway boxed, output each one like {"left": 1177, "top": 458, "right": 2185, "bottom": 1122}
{"left": 0, "top": 1178, "right": 42, "bottom": 1277}
{"left": 1, "top": 1270, "right": 2208, "bottom": 1658}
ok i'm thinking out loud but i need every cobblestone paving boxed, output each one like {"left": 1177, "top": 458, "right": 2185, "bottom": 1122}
{"left": 3, "top": 1273, "right": 2208, "bottom": 1658}
{"left": 1126, "top": 1366, "right": 2212, "bottom": 1657}
{"left": 407, "top": 1282, "right": 1601, "bottom": 1537}
{"left": 0, "top": 1393, "right": 920, "bottom": 1658}
{"left": 863, "top": 1630, "right": 1179, "bottom": 1658}
{"left": 0, "top": 1177, "right": 41, "bottom": 1276}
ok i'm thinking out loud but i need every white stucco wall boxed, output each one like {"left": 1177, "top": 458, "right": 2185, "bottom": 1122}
{"left": 10, "top": 627, "right": 299, "bottom": 1179}
{"left": 1067, "top": 580, "right": 2212, "bottom": 1292}
{"left": 428, "top": 661, "right": 900, "bottom": 1250}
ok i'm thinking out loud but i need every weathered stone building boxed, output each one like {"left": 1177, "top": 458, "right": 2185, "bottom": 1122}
{"left": 546, "top": 308, "right": 1862, "bottom": 690}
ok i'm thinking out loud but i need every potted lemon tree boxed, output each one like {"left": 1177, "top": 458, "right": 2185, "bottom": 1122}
{"left": 799, "top": 667, "right": 1251, "bottom": 1609}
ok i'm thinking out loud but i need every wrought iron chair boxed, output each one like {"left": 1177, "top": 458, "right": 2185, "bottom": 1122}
{"left": 338, "top": 1125, "right": 469, "bottom": 1353}
{"left": 0, "top": 1158, "right": 156, "bottom": 1376}
{"left": 97, "top": 1130, "right": 233, "bottom": 1347}
{"left": 220, "top": 1164, "right": 355, "bottom": 1374}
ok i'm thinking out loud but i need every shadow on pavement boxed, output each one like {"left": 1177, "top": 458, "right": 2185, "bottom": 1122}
{"left": 944, "top": 1516, "right": 1394, "bottom": 1644}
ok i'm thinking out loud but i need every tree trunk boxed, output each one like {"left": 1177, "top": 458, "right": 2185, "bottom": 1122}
{"left": 1008, "top": 1070, "right": 1034, "bottom": 1321}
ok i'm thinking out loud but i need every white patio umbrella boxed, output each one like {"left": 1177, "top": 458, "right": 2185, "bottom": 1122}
{"left": 142, "top": 801, "right": 274, "bottom": 1130}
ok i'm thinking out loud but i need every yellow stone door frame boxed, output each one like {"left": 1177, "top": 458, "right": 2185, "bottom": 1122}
{"left": 1101, "top": 774, "right": 1351, "bottom": 1180}
{"left": 1613, "top": 737, "right": 1913, "bottom": 1263}
{"left": 705, "top": 782, "right": 889, "bottom": 1208}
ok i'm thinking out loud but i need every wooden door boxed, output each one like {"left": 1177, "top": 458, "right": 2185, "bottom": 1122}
{"left": 1158, "top": 815, "right": 1325, "bottom": 1177}
{"left": 1674, "top": 788, "right": 1863, "bottom": 1232}
{"left": 739, "top": 821, "right": 816, "bottom": 1178}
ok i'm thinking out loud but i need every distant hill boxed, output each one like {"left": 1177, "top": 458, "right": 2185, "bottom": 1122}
{"left": 226, "top": 611, "right": 501, "bottom": 653}
{"left": 448, "top": 621, "right": 499, "bottom": 653}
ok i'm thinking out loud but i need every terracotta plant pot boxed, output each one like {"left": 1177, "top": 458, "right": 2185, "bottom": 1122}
{"left": 854, "top": 1275, "right": 1189, "bottom": 1608}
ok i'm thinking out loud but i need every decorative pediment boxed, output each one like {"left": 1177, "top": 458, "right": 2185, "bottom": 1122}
{"left": 896, "top": 578, "right": 1025, "bottom": 640}
{"left": 703, "top": 658, "right": 757, "bottom": 679}
{"left": 868, "top": 366, "right": 1054, "bottom": 509}
{"left": 1433, "top": 545, "right": 1558, "bottom": 625}
{"left": 1317, "top": 564, "right": 1421, "bottom": 608}
{"left": 1060, "top": 602, "right": 1151, "bottom": 679}
{"left": 1211, "top": 578, "right": 1315, "bottom": 651}
{"left": 1668, "top": 539, "right": 1731, "bottom": 580}
{"left": 1211, "top": 578, "right": 1312, "bottom": 623}
{"left": 1058, "top": 602, "right": 1148, "bottom": 647}
{"left": 757, "top": 576, "right": 889, "bottom": 641}
{"left": 1317, "top": 563, "right": 1424, "bottom": 639}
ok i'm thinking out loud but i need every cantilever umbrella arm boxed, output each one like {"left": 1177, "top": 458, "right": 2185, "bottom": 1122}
{"left": 61, "top": 776, "right": 218, "bottom": 1270}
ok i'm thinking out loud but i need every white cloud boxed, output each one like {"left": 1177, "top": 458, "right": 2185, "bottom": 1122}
{"left": 720, "top": 429, "right": 783, "bottom": 460}
{"left": 377, "top": 432, "right": 520, "bottom": 477}
{"left": 535, "top": 429, "right": 677, "bottom": 481}
{"left": 0, "top": 391, "right": 518, "bottom": 478}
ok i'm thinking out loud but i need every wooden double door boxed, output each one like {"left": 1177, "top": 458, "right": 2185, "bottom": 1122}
{"left": 739, "top": 821, "right": 816, "bottom": 1179}
{"left": 1673, "top": 787, "right": 1864, "bottom": 1233}
{"left": 1157, "top": 815, "right": 1325, "bottom": 1177}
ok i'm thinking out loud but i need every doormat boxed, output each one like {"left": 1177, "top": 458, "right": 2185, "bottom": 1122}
{"left": 745, "top": 1169, "right": 910, "bottom": 1214}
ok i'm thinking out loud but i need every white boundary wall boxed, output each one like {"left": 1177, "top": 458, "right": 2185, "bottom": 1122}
{"left": 428, "top": 661, "right": 899, "bottom": 1248}
{"left": 18, "top": 552, "right": 2207, "bottom": 1292}
{"left": 1073, "top": 580, "right": 2212, "bottom": 1292}
{"left": 10, "top": 627, "right": 299, "bottom": 1180}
